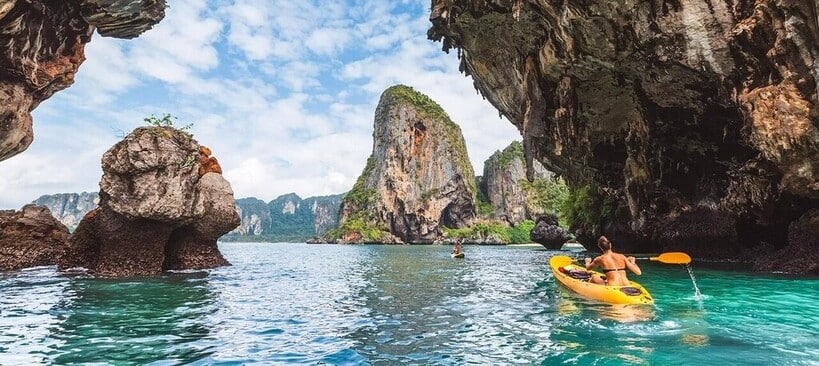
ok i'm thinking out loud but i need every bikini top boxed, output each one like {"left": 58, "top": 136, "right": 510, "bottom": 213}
{"left": 602, "top": 268, "right": 625, "bottom": 274}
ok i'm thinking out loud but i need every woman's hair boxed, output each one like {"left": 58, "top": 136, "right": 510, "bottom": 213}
{"left": 597, "top": 236, "right": 611, "bottom": 251}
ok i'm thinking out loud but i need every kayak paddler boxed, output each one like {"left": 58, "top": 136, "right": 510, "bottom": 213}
{"left": 584, "top": 236, "right": 642, "bottom": 286}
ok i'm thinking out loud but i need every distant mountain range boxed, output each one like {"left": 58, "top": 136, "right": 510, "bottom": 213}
{"left": 225, "top": 193, "right": 343, "bottom": 242}
{"left": 32, "top": 192, "right": 343, "bottom": 243}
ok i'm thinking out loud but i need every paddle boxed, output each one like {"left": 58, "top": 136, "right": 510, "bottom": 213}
{"left": 634, "top": 252, "right": 691, "bottom": 265}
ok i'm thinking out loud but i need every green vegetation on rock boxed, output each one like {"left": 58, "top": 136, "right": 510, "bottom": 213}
{"left": 383, "top": 85, "right": 451, "bottom": 123}
{"left": 443, "top": 219, "right": 535, "bottom": 244}
{"left": 327, "top": 211, "right": 387, "bottom": 243}
{"left": 507, "top": 219, "right": 535, "bottom": 244}
{"left": 558, "top": 185, "right": 617, "bottom": 230}
{"left": 343, "top": 155, "right": 377, "bottom": 207}
{"left": 337, "top": 155, "right": 388, "bottom": 242}
{"left": 520, "top": 177, "right": 570, "bottom": 225}
{"left": 497, "top": 141, "right": 524, "bottom": 169}
{"left": 444, "top": 221, "right": 511, "bottom": 243}
{"left": 475, "top": 176, "right": 493, "bottom": 216}
{"left": 144, "top": 113, "right": 193, "bottom": 131}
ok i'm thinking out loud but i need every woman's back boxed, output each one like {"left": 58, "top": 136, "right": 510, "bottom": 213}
{"left": 585, "top": 236, "right": 643, "bottom": 286}
{"left": 595, "top": 252, "right": 630, "bottom": 286}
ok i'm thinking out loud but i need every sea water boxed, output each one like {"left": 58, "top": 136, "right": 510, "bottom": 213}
{"left": 1, "top": 243, "right": 817, "bottom": 365}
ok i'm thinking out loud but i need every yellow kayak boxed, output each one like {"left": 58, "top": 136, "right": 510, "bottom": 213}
{"left": 550, "top": 255, "right": 653, "bottom": 305}
{"left": 451, "top": 252, "right": 465, "bottom": 258}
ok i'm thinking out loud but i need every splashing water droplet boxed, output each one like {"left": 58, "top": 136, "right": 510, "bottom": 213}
{"left": 685, "top": 264, "right": 703, "bottom": 299}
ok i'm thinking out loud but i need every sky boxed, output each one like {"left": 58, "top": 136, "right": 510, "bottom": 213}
{"left": 0, "top": 0, "right": 521, "bottom": 209}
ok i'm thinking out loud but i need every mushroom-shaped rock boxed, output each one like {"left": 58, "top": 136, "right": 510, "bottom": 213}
{"left": 530, "top": 214, "right": 571, "bottom": 250}
{"left": 59, "top": 126, "right": 239, "bottom": 277}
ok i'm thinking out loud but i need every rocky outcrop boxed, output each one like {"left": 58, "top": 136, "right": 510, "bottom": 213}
{"left": 32, "top": 192, "right": 98, "bottom": 231}
{"left": 0, "top": 0, "right": 166, "bottom": 162}
{"left": 58, "top": 126, "right": 239, "bottom": 276}
{"left": 429, "top": 0, "right": 819, "bottom": 270}
{"left": 755, "top": 209, "right": 819, "bottom": 274}
{"left": 530, "top": 213, "right": 572, "bottom": 249}
{"left": 227, "top": 193, "right": 343, "bottom": 241}
{"left": 481, "top": 141, "right": 554, "bottom": 224}
{"left": 338, "top": 85, "right": 477, "bottom": 243}
{"left": 0, "top": 204, "right": 70, "bottom": 271}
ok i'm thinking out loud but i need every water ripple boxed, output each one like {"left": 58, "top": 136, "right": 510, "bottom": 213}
{"left": 1, "top": 244, "right": 817, "bottom": 365}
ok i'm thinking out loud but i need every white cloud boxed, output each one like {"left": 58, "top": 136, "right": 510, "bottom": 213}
{"left": 306, "top": 28, "right": 352, "bottom": 55}
{"left": 0, "top": 0, "right": 522, "bottom": 209}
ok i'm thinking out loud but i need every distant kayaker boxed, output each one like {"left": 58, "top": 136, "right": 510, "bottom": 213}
{"left": 583, "top": 236, "right": 642, "bottom": 286}
{"left": 453, "top": 239, "right": 463, "bottom": 255}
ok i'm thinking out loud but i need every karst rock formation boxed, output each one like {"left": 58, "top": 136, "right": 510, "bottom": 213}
{"left": 429, "top": 0, "right": 818, "bottom": 273}
{"left": 338, "top": 85, "right": 477, "bottom": 243}
{"left": 58, "top": 127, "right": 240, "bottom": 276}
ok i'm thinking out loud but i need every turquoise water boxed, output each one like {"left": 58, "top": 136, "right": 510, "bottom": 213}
{"left": 1, "top": 243, "right": 817, "bottom": 365}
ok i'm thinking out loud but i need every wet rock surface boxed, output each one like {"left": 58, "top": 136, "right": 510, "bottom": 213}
{"left": 0, "top": 204, "right": 70, "bottom": 271}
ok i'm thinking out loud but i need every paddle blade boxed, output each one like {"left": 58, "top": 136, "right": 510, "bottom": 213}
{"left": 649, "top": 252, "right": 691, "bottom": 264}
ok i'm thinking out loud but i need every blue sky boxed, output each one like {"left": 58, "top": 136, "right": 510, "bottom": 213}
{"left": 0, "top": 0, "right": 521, "bottom": 209}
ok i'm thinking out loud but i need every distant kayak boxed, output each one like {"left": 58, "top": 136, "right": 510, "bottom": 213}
{"left": 550, "top": 255, "right": 653, "bottom": 305}
{"left": 451, "top": 252, "right": 465, "bottom": 258}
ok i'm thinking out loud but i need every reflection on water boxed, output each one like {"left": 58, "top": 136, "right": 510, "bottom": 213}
{"left": 1, "top": 244, "right": 818, "bottom": 365}
{"left": 555, "top": 290, "right": 657, "bottom": 323}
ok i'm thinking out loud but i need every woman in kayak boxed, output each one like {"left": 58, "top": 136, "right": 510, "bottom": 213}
{"left": 452, "top": 239, "right": 463, "bottom": 255}
{"left": 584, "top": 236, "right": 642, "bottom": 286}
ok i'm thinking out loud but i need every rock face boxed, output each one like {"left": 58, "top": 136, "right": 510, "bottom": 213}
{"left": 481, "top": 141, "right": 554, "bottom": 224}
{"left": 228, "top": 193, "right": 343, "bottom": 242}
{"left": 232, "top": 198, "right": 272, "bottom": 236}
{"left": 429, "top": 0, "right": 819, "bottom": 271}
{"left": 58, "top": 126, "right": 239, "bottom": 276}
{"left": 755, "top": 209, "right": 819, "bottom": 274}
{"left": 338, "top": 85, "right": 477, "bottom": 243}
{"left": 0, "top": 204, "right": 70, "bottom": 271}
{"left": 0, "top": 0, "right": 166, "bottom": 162}
{"left": 530, "top": 213, "right": 572, "bottom": 249}
{"left": 32, "top": 192, "right": 98, "bottom": 231}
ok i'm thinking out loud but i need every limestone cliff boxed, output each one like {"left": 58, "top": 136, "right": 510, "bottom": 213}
{"left": 429, "top": 0, "right": 819, "bottom": 273}
{"left": 304, "top": 194, "right": 344, "bottom": 236}
{"left": 481, "top": 141, "right": 555, "bottom": 224}
{"left": 0, "top": 0, "right": 166, "bottom": 161}
{"left": 59, "top": 126, "right": 239, "bottom": 277}
{"left": 232, "top": 197, "right": 272, "bottom": 236}
{"left": 32, "top": 192, "right": 98, "bottom": 231}
{"left": 227, "top": 193, "right": 343, "bottom": 242}
{"left": 338, "top": 85, "right": 477, "bottom": 243}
